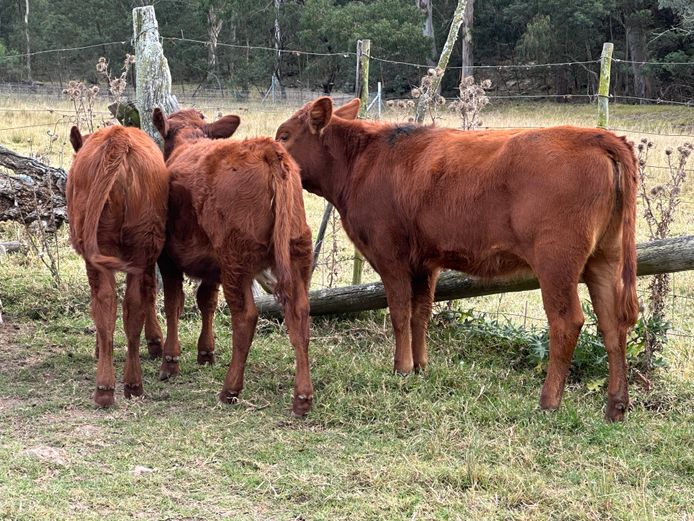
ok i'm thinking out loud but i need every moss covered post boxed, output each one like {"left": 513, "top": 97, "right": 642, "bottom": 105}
{"left": 351, "top": 39, "right": 371, "bottom": 284}
{"left": 133, "top": 6, "right": 179, "bottom": 145}
{"left": 597, "top": 42, "right": 613, "bottom": 128}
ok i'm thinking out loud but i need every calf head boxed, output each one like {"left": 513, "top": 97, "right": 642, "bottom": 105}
{"left": 275, "top": 97, "right": 360, "bottom": 195}
{"left": 152, "top": 108, "right": 241, "bottom": 160}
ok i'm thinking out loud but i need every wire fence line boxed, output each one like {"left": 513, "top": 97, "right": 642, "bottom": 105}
{"left": 2, "top": 36, "right": 693, "bottom": 68}
{"left": 1, "top": 37, "right": 692, "bottom": 342}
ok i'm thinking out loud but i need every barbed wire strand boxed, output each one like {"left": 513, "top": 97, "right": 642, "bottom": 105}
{"left": 163, "top": 36, "right": 356, "bottom": 58}
{"left": 367, "top": 55, "right": 601, "bottom": 70}
{"left": 613, "top": 58, "right": 694, "bottom": 66}
{"left": 0, "top": 41, "right": 129, "bottom": 61}
{"left": 611, "top": 95, "right": 693, "bottom": 106}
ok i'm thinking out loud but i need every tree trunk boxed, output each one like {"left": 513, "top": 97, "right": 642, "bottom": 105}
{"left": 416, "top": 0, "right": 437, "bottom": 63}
{"left": 23, "top": 0, "right": 31, "bottom": 83}
{"left": 415, "top": 0, "right": 469, "bottom": 123}
{"left": 626, "top": 18, "right": 652, "bottom": 102}
{"left": 272, "top": 0, "right": 286, "bottom": 100}
{"left": 255, "top": 236, "right": 694, "bottom": 318}
{"left": 461, "top": 0, "right": 474, "bottom": 80}
{"left": 206, "top": 4, "right": 223, "bottom": 85}
{"left": 133, "top": 6, "right": 180, "bottom": 145}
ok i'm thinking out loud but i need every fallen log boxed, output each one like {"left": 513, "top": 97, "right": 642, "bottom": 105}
{"left": 0, "top": 144, "right": 67, "bottom": 227}
{"left": 255, "top": 235, "right": 694, "bottom": 318}
{"left": 0, "top": 241, "right": 21, "bottom": 254}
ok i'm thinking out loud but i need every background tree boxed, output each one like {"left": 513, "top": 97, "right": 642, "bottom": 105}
{"left": 0, "top": 0, "right": 691, "bottom": 101}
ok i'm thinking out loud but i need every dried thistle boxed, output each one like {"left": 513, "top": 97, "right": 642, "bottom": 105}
{"left": 452, "top": 76, "right": 492, "bottom": 130}
{"left": 636, "top": 140, "right": 693, "bottom": 371}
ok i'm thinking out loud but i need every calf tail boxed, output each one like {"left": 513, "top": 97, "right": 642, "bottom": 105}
{"left": 81, "top": 141, "right": 137, "bottom": 274}
{"left": 268, "top": 146, "right": 297, "bottom": 306}
{"left": 610, "top": 136, "right": 640, "bottom": 328}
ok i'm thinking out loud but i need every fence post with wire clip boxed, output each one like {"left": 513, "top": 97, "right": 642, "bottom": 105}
{"left": 597, "top": 42, "right": 613, "bottom": 128}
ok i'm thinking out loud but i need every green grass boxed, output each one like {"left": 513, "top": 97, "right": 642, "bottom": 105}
{"left": 1, "top": 245, "right": 693, "bottom": 520}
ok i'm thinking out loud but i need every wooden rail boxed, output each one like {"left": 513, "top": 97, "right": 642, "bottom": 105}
{"left": 255, "top": 235, "right": 694, "bottom": 318}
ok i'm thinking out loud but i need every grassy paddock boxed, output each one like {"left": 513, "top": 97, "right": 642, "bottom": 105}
{"left": 1, "top": 96, "right": 693, "bottom": 519}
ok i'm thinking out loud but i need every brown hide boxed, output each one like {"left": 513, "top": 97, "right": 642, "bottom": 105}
{"left": 154, "top": 108, "right": 314, "bottom": 416}
{"left": 67, "top": 125, "right": 169, "bottom": 407}
{"left": 276, "top": 97, "right": 639, "bottom": 421}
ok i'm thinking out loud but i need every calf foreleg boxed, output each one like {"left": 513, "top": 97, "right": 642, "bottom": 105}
{"left": 410, "top": 268, "right": 440, "bottom": 372}
{"left": 381, "top": 270, "right": 414, "bottom": 374}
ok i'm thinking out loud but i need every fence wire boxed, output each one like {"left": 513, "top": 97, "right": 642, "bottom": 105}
{"left": 1, "top": 38, "right": 693, "bottom": 345}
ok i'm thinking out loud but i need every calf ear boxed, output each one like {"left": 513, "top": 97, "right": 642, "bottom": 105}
{"left": 333, "top": 98, "right": 360, "bottom": 120}
{"left": 205, "top": 115, "right": 241, "bottom": 139}
{"left": 309, "top": 97, "right": 333, "bottom": 134}
{"left": 152, "top": 108, "right": 169, "bottom": 139}
{"left": 69, "top": 126, "right": 83, "bottom": 152}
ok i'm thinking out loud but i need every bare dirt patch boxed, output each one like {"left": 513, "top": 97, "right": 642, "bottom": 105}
{"left": 20, "top": 445, "right": 69, "bottom": 466}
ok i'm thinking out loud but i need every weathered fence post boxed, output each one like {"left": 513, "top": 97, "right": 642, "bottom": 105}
{"left": 351, "top": 39, "right": 371, "bottom": 284}
{"left": 597, "top": 42, "right": 613, "bottom": 128}
{"left": 356, "top": 39, "right": 371, "bottom": 118}
{"left": 415, "top": 0, "right": 469, "bottom": 123}
{"left": 132, "top": 6, "right": 179, "bottom": 145}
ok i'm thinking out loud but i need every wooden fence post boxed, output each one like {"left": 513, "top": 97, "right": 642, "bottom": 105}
{"left": 356, "top": 39, "right": 371, "bottom": 118}
{"left": 133, "top": 6, "right": 179, "bottom": 145}
{"left": 351, "top": 39, "right": 371, "bottom": 284}
{"left": 597, "top": 42, "right": 613, "bottom": 128}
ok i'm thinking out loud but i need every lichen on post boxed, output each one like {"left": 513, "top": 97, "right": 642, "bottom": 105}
{"left": 132, "top": 6, "right": 179, "bottom": 145}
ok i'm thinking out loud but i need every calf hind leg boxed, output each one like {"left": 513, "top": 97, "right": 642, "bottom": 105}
{"left": 159, "top": 259, "right": 184, "bottom": 380}
{"left": 536, "top": 267, "right": 585, "bottom": 412}
{"left": 196, "top": 281, "right": 219, "bottom": 365}
{"left": 219, "top": 273, "right": 258, "bottom": 404}
{"left": 143, "top": 265, "right": 163, "bottom": 359}
{"left": 584, "top": 256, "right": 630, "bottom": 422}
{"left": 122, "top": 272, "right": 147, "bottom": 398}
{"left": 87, "top": 266, "right": 118, "bottom": 407}
{"left": 282, "top": 264, "right": 313, "bottom": 416}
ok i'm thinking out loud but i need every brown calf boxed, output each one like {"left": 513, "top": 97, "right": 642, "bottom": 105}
{"left": 67, "top": 125, "right": 169, "bottom": 407}
{"left": 153, "top": 108, "right": 314, "bottom": 415}
{"left": 276, "top": 97, "right": 639, "bottom": 421}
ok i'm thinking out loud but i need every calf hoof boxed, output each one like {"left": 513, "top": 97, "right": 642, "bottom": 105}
{"left": 539, "top": 390, "right": 562, "bottom": 412}
{"left": 147, "top": 339, "right": 163, "bottom": 359}
{"left": 197, "top": 350, "right": 215, "bottom": 366}
{"left": 159, "top": 358, "right": 180, "bottom": 380}
{"left": 94, "top": 386, "right": 115, "bottom": 408}
{"left": 393, "top": 360, "right": 414, "bottom": 376}
{"left": 124, "top": 382, "right": 144, "bottom": 399}
{"left": 606, "top": 397, "right": 628, "bottom": 422}
{"left": 413, "top": 363, "right": 427, "bottom": 375}
{"left": 218, "top": 390, "right": 239, "bottom": 404}
{"left": 292, "top": 394, "right": 313, "bottom": 417}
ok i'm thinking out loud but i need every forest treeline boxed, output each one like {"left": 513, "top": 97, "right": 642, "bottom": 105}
{"left": 0, "top": 0, "right": 692, "bottom": 101}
